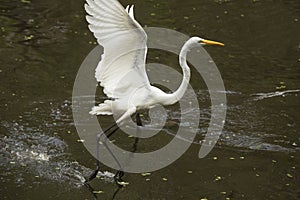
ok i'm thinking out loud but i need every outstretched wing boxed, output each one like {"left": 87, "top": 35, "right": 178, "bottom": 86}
{"left": 85, "top": 0, "right": 151, "bottom": 99}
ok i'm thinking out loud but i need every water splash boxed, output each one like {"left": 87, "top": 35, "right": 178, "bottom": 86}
{"left": 251, "top": 89, "right": 300, "bottom": 101}
{"left": 0, "top": 100, "right": 115, "bottom": 189}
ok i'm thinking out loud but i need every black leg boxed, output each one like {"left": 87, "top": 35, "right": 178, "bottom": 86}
{"left": 136, "top": 112, "right": 143, "bottom": 126}
{"left": 114, "top": 170, "right": 125, "bottom": 188}
{"left": 85, "top": 113, "right": 143, "bottom": 187}
{"left": 132, "top": 113, "right": 143, "bottom": 152}
{"left": 132, "top": 137, "right": 139, "bottom": 153}
{"left": 85, "top": 123, "right": 119, "bottom": 183}
{"left": 100, "top": 126, "right": 125, "bottom": 187}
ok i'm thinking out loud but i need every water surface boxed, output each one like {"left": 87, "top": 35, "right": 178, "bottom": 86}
{"left": 0, "top": 0, "right": 299, "bottom": 199}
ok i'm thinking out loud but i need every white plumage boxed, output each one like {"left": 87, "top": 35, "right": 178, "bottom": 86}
{"left": 85, "top": 0, "right": 224, "bottom": 124}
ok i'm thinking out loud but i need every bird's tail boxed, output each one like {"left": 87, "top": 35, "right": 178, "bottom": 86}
{"left": 89, "top": 100, "right": 113, "bottom": 115}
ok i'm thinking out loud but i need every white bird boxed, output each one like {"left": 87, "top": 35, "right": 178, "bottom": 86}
{"left": 84, "top": 0, "right": 224, "bottom": 186}
{"left": 85, "top": 0, "right": 224, "bottom": 124}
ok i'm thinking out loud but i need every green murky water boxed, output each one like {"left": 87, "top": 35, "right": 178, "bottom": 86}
{"left": 1, "top": 0, "right": 299, "bottom": 199}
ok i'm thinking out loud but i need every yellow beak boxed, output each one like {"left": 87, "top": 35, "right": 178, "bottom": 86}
{"left": 202, "top": 39, "right": 225, "bottom": 46}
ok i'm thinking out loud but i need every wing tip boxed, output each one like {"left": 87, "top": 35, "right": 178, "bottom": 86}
{"left": 125, "top": 4, "right": 135, "bottom": 19}
{"left": 125, "top": 5, "right": 130, "bottom": 13}
{"left": 84, "top": 2, "right": 94, "bottom": 17}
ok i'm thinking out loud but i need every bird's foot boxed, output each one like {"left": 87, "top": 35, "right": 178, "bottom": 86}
{"left": 114, "top": 170, "right": 127, "bottom": 188}
{"left": 85, "top": 168, "right": 99, "bottom": 183}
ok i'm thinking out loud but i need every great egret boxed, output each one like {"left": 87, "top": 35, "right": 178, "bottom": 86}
{"left": 84, "top": 0, "right": 224, "bottom": 184}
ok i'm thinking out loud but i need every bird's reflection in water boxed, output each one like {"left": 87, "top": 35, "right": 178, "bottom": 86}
{"left": 84, "top": 181, "right": 123, "bottom": 200}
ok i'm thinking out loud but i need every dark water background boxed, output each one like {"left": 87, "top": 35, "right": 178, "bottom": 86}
{"left": 0, "top": 0, "right": 299, "bottom": 199}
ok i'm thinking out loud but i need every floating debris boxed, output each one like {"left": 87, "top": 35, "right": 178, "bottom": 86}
{"left": 286, "top": 173, "right": 293, "bottom": 178}
{"left": 229, "top": 157, "right": 235, "bottom": 160}
{"left": 77, "top": 139, "right": 85, "bottom": 143}
{"left": 93, "top": 190, "right": 104, "bottom": 194}
{"left": 117, "top": 181, "right": 129, "bottom": 186}
{"left": 187, "top": 171, "right": 193, "bottom": 174}
{"left": 21, "top": 0, "right": 31, "bottom": 3}
{"left": 239, "top": 156, "right": 245, "bottom": 160}
{"left": 24, "top": 35, "right": 34, "bottom": 41}
{"left": 215, "top": 176, "right": 222, "bottom": 181}
{"left": 162, "top": 178, "right": 168, "bottom": 181}
{"left": 276, "top": 85, "right": 286, "bottom": 90}
{"left": 213, "top": 156, "right": 218, "bottom": 160}
{"left": 141, "top": 172, "right": 151, "bottom": 177}
{"left": 145, "top": 178, "right": 150, "bottom": 181}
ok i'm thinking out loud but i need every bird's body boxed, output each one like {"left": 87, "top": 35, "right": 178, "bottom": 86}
{"left": 85, "top": 0, "right": 224, "bottom": 124}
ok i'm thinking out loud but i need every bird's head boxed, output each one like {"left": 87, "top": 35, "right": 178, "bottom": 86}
{"left": 191, "top": 36, "right": 225, "bottom": 47}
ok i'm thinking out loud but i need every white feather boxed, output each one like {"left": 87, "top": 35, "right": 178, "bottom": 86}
{"left": 126, "top": 5, "right": 135, "bottom": 19}
{"left": 84, "top": 0, "right": 206, "bottom": 123}
{"left": 125, "top": 5, "right": 130, "bottom": 13}
{"left": 85, "top": 0, "right": 149, "bottom": 99}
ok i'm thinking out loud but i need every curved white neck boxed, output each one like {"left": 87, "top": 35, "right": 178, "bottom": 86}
{"left": 166, "top": 39, "right": 194, "bottom": 105}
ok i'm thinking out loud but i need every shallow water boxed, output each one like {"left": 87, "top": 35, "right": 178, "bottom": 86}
{"left": 1, "top": 0, "right": 300, "bottom": 199}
